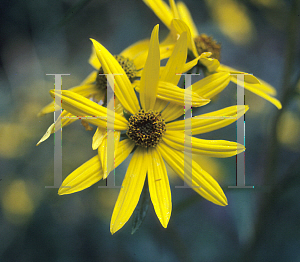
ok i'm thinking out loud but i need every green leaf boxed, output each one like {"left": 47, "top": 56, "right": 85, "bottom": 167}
{"left": 131, "top": 179, "right": 150, "bottom": 234}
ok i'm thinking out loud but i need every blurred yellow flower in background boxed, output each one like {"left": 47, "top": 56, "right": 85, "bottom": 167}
{"left": 0, "top": 99, "right": 44, "bottom": 158}
{"left": 2, "top": 180, "right": 35, "bottom": 225}
{"left": 277, "top": 110, "right": 300, "bottom": 151}
{"left": 204, "top": 0, "right": 256, "bottom": 45}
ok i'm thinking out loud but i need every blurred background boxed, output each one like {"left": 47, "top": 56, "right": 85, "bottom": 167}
{"left": 0, "top": 0, "right": 300, "bottom": 261}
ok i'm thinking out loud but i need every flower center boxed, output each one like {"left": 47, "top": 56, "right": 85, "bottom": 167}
{"left": 194, "top": 34, "right": 221, "bottom": 60}
{"left": 96, "top": 55, "right": 137, "bottom": 90}
{"left": 127, "top": 110, "right": 166, "bottom": 148}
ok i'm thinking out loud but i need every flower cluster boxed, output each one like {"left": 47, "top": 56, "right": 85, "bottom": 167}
{"left": 37, "top": 0, "right": 281, "bottom": 234}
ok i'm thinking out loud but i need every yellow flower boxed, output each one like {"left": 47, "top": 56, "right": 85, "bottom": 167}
{"left": 36, "top": 31, "right": 206, "bottom": 147}
{"left": 52, "top": 25, "right": 246, "bottom": 234}
{"left": 36, "top": 37, "right": 174, "bottom": 146}
{"left": 38, "top": 39, "right": 173, "bottom": 117}
{"left": 142, "top": 0, "right": 282, "bottom": 109}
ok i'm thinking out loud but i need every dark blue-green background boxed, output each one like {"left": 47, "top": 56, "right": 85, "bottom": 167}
{"left": 1, "top": 0, "right": 300, "bottom": 261}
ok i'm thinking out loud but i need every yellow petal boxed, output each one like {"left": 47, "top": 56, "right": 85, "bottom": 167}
{"left": 192, "top": 72, "right": 231, "bottom": 99}
{"left": 90, "top": 38, "right": 140, "bottom": 114}
{"left": 59, "top": 139, "right": 135, "bottom": 196}
{"left": 89, "top": 46, "right": 101, "bottom": 69}
{"left": 114, "top": 97, "right": 125, "bottom": 116}
{"left": 36, "top": 123, "right": 55, "bottom": 146}
{"left": 69, "top": 83, "right": 99, "bottom": 98}
{"left": 244, "top": 84, "right": 282, "bottom": 109}
{"left": 143, "top": 0, "right": 174, "bottom": 28}
{"left": 136, "top": 80, "right": 209, "bottom": 107}
{"left": 50, "top": 90, "right": 128, "bottom": 130}
{"left": 153, "top": 98, "right": 170, "bottom": 115}
{"left": 160, "top": 44, "right": 175, "bottom": 60}
{"left": 161, "top": 103, "right": 184, "bottom": 122}
{"left": 171, "top": 19, "right": 198, "bottom": 58}
{"left": 36, "top": 110, "right": 77, "bottom": 146}
{"left": 92, "top": 127, "right": 106, "bottom": 150}
{"left": 158, "top": 74, "right": 213, "bottom": 122}
{"left": 80, "top": 71, "right": 98, "bottom": 85}
{"left": 58, "top": 155, "right": 103, "bottom": 195}
{"left": 98, "top": 131, "right": 120, "bottom": 179}
{"left": 139, "top": 24, "right": 160, "bottom": 111}
{"left": 99, "top": 138, "right": 134, "bottom": 179}
{"left": 120, "top": 39, "right": 150, "bottom": 60}
{"left": 254, "top": 77, "right": 277, "bottom": 96}
{"left": 163, "top": 130, "right": 245, "bottom": 157}
{"left": 37, "top": 102, "right": 61, "bottom": 117}
{"left": 147, "top": 147, "right": 172, "bottom": 228}
{"left": 110, "top": 147, "right": 148, "bottom": 234}
{"left": 161, "top": 32, "right": 177, "bottom": 46}
{"left": 217, "top": 64, "right": 281, "bottom": 108}
{"left": 160, "top": 81, "right": 209, "bottom": 106}
{"left": 182, "top": 56, "right": 200, "bottom": 73}
{"left": 218, "top": 64, "right": 277, "bottom": 95}
{"left": 132, "top": 43, "right": 173, "bottom": 71}
{"left": 169, "top": 0, "right": 179, "bottom": 18}
{"left": 177, "top": 1, "right": 199, "bottom": 38}
{"left": 167, "top": 105, "right": 249, "bottom": 134}
{"left": 157, "top": 142, "right": 227, "bottom": 206}
{"left": 231, "top": 74, "right": 261, "bottom": 85}
{"left": 160, "top": 31, "right": 187, "bottom": 85}
{"left": 198, "top": 52, "right": 220, "bottom": 72}
{"left": 113, "top": 139, "right": 136, "bottom": 170}
{"left": 98, "top": 137, "right": 135, "bottom": 176}
{"left": 38, "top": 74, "right": 98, "bottom": 117}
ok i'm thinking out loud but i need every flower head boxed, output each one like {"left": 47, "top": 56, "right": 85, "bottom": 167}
{"left": 52, "top": 25, "right": 246, "bottom": 234}
{"left": 142, "top": 0, "right": 282, "bottom": 109}
{"left": 36, "top": 34, "right": 174, "bottom": 146}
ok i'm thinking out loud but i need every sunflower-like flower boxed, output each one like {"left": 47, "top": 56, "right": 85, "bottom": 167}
{"left": 51, "top": 25, "right": 246, "bottom": 234}
{"left": 36, "top": 35, "right": 175, "bottom": 146}
{"left": 142, "top": 0, "right": 282, "bottom": 109}
{"left": 36, "top": 30, "right": 210, "bottom": 147}
{"left": 38, "top": 38, "right": 175, "bottom": 117}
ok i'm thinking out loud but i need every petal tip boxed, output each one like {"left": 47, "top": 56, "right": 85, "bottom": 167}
{"left": 161, "top": 218, "right": 170, "bottom": 228}
{"left": 58, "top": 188, "right": 65, "bottom": 195}
{"left": 58, "top": 185, "right": 73, "bottom": 195}
{"left": 217, "top": 194, "right": 228, "bottom": 206}
{"left": 90, "top": 38, "right": 100, "bottom": 49}
{"left": 277, "top": 102, "right": 282, "bottom": 110}
{"left": 110, "top": 223, "right": 120, "bottom": 235}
